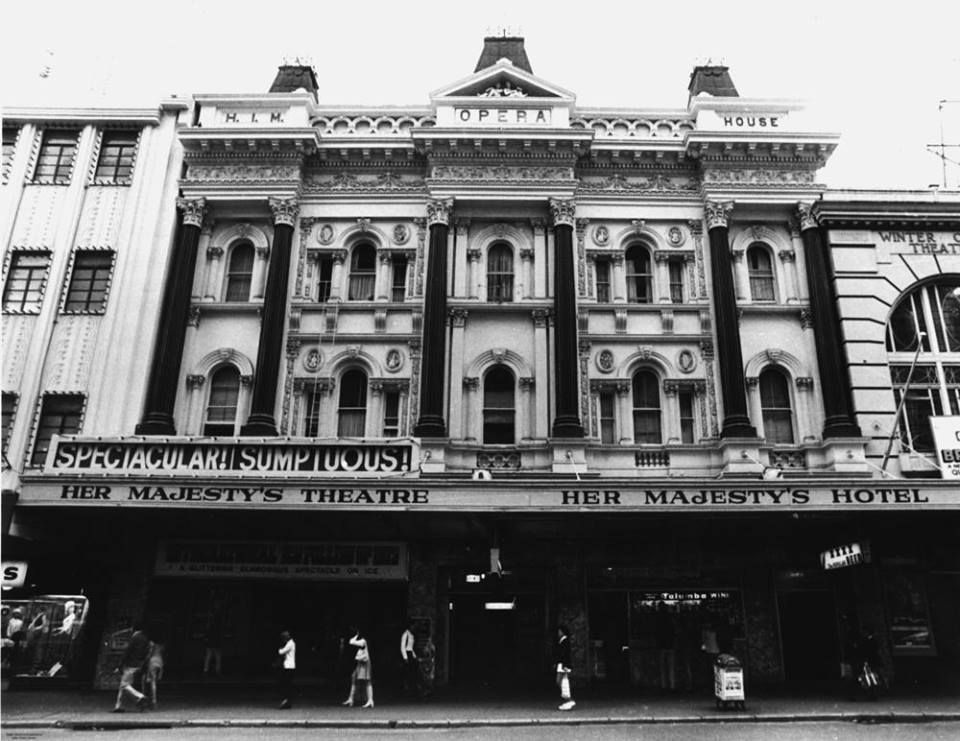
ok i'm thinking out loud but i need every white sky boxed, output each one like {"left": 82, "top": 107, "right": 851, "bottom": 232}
{"left": 3, "top": 0, "right": 959, "bottom": 189}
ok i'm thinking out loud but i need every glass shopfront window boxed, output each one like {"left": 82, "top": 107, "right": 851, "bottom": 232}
{"left": 1, "top": 595, "right": 89, "bottom": 680}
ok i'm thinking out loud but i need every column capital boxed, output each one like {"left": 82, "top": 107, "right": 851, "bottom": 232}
{"left": 796, "top": 202, "right": 819, "bottom": 231}
{"left": 268, "top": 196, "right": 299, "bottom": 227}
{"left": 206, "top": 246, "right": 224, "bottom": 260}
{"left": 427, "top": 198, "right": 454, "bottom": 227}
{"left": 177, "top": 197, "right": 207, "bottom": 227}
{"left": 519, "top": 247, "right": 535, "bottom": 261}
{"left": 549, "top": 198, "right": 576, "bottom": 228}
{"left": 704, "top": 200, "right": 734, "bottom": 230}
{"left": 449, "top": 307, "right": 469, "bottom": 327}
{"left": 467, "top": 247, "right": 482, "bottom": 262}
{"left": 185, "top": 374, "right": 205, "bottom": 389}
{"left": 256, "top": 245, "right": 271, "bottom": 260}
{"left": 332, "top": 249, "right": 348, "bottom": 264}
{"left": 463, "top": 376, "right": 479, "bottom": 390}
{"left": 455, "top": 217, "right": 471, "bottom": 236}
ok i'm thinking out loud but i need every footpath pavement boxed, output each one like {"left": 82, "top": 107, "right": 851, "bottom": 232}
{"left": 2, "top": 686, "right": 960, "bottom": 730}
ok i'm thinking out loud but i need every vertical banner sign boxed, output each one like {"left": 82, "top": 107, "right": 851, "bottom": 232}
{"left": 930, "top": 416, "right": 960, "bottom": 479}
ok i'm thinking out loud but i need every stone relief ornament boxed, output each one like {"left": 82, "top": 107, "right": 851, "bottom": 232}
{"left": 596, "top": 349, "right": 615, "bottom": 373}
{"left": 479, "top": 80, "right": 527, "bottom": 97}
{"left": 667, "top": 226, "right": 686, "bottom": 247}
{"left": 317, "top": 224, "right": 335, "bottom": 245}
{"left": 386, "top": 349, "right": 404, "bottom": 372}
{"left": 677, "top": 349, "right": 697, "bottom": 373}
{"left": 303, "top": 348, "right": 323, "bottom": 372}
{"left": 393, "top": 224, "right": 410, "bottom": 245}
{"left": 593, "top": 225, "right": 610, "bottom": 246}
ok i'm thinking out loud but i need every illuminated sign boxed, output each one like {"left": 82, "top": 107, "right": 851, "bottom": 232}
{"left": 820, "top": 542, "right": 870, "bottom": 570}
{"left": 930, "top": 416, "right": 960, "bottom": 479}
{"left": 2, "top": 561, "right": 28, "bottom": 588}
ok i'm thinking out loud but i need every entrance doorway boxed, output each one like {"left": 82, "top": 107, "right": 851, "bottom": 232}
{"left": 588, "top": 592, "right": 630, "bottom": 685}
{"left": 778, "top": 590, "right": 840, "bottom": 680}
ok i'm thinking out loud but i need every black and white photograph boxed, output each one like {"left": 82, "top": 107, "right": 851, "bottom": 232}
{"left": 1, "top": 1, "right": 959, "bottom": 739}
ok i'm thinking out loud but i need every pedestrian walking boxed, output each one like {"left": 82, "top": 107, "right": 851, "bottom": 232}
{"left": 142, "top": 641, "right": 165, "bottom": 708}
{"left": 202, "top": 604, "right": 225, "bottom": 677}
{"left": 554, "top": 624, "right": 575, "bottom": 711}
{"left": 112, "top": 624, "right": 151, "bottom": 712}
{"left": 277, "top": 630, "right": 296, "bottom": 709}
{"left": 400, "top": 621, "right": 418, "bottom": 696}
{"left": 418, "top": 631, "right": 436, "bottom": 698}
{"left": 342, "top": 628, "right": 374, "bottom": 708}
{"left": 655, "top": 601, "right": 677, "bottom": 691}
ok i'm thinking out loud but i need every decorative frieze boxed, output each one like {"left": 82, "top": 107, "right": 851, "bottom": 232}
{"left": 431, "top": 165, "right": 574, "bottom": 181}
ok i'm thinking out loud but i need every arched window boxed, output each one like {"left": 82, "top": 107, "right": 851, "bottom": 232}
{"left": 759, "top": 368, "right": 794, "bottom": 444}
{"left": 337, "top": 369, "right": 368, "bottom": 436}
{"left": 204, "top": 366, "right": 241, "bottom": 435}
{"left": 487, "top": 243, "right": 514, "bottom": 302}
{"left": 626, "top": 245, "right": 652, "bottom": 303}
{"left": 225, "top": 243, "right": 254, "bottom": 302}
{"left": 886, "top": 279, "right": 960, "bottom": 453}
{"left": 348, "top": 243, "right": 376, "bottom": 301}
{"left": 632, "top": 370, "right": 661, "bottom": 444}
{"left": 483, "top": 366, "right": 515, "bottom": 444}
{"left": 747, "top": 243, "right": 775, "bottom": 302}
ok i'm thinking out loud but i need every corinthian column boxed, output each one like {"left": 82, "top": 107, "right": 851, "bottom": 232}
{"left": 136, "top": 197, "right": 206, "bottom": 435}
{"left": 241, "top": 197, "right": 298, "bottom": 436}
{"left": 414, "top": 198, "right": 453, "bottom": 437}
{"left": 797, "top": 203, "right": 861, "bottom": 438}
{"left": 705, "top": 200, "right": 756, "bottom": 438}
{"left": 550, "top": 198, "right": 584, "bottom": 437}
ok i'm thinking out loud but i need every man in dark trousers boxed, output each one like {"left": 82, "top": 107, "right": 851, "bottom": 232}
{"left": 400, "top": 622, "right": 418, "bottom": 696}
{"left": 113, "top": 623, "right": 151, "bottom": 712}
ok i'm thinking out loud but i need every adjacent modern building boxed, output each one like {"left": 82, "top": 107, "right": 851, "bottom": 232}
{"left": 2, "top": 36, "right": 958, "bottom": 693}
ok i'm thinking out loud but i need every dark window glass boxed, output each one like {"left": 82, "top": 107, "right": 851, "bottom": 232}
{"left": 669, "top": 260, "right": 685, "bottom": 303}
{"left": 338, "top": 369, "right": 367, "bottom": 436}
{"left": 595, "top": 260, "right": 611, "bottom": 303}
{"left": 383, "top": 391, "right": 401, "bottom": 437}
{"left": 34, "top": 131, "right": 78, "bottom": 183}
{"left": 64, "top": 251, "right": 113, "bottom": 312}
{"left": 760, "top": 368, "right": 794, "bottom": 444}
{"left": 747, "top": 244, "right": 775, "bottom": 301}
{"left": 599, "top": 391, "right": 615, "bottom": 444}
{"left": 3, "top": 252, "right": 50, "bottom": 312}
{"left": 2, "top": 392, "right": 17, "bottom": 454}
{"left": 679, "top": 390, "right": 695, "bottom": 444}
{"left": 348, "top": 244, "right": 376, "bottom": 301}
{"left": 316, "top": 256, "right": 333, "bottom": 302}
{"left": 632, "top": 370, "right": 661, "bottom": 444}
{"left": 225, "top": 243, "right": 254, "bottom": 302}
{"left": 204, "top": 366, "right": 240, "bottom": 436}
{"left": 31, "top": 394, "right": 83, "bottom": 466}
{"left": 94, "top": 131, "right": 137, "bottom": 181}
{"left": 305, "top": 390, "right": 322, "bottom": 436}
{"left": 487, "top": 243, "right": 514, "bottom": 302}
{"left": 391, "top": 257, "right": 408, "bottom": 302}
{"left": 483, "top": 365, "right": 515, "bottom": 444}
{"left": 626, "top": 245, "right": 652, "bottom": 303}
{"left": 936, "top": 284, "right": 960, "bottom": 352}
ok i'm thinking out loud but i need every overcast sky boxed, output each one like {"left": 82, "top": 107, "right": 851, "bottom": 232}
{"left": 3, "top": 0, "right": 959, "bottom": 189}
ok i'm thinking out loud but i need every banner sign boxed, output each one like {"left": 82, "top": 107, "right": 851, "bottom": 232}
{"left": 45, "top": 438, "right": 414, "bottom": 476}
{"left": 930, "top": 415, "right": 960, "bottom": 479}
{"left": 155, "top": 541, "right": 407, "bottom": 581}
{"left": 19, "top": 480, "right": 959, "bottom": 512}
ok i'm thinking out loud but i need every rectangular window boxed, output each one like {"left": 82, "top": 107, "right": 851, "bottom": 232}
{"left": 2, "top": 128, "right": 16, "bottom": 182}
{"left": 891, "top": 364, "right": 941, "bottom": 453}
{"left": 599, "top": 391, "right": 615, "bottom": 444}
{"left": 94, "top": 131, "right": 138, "bottom": 182}
{"left": 316, "top": 256, "right": 333, "bottom": 302}
{"left": 305, "top": 391, "right": 322, "bottom": 437}
{"left": 2, "top": 392, "right": 18, "bottom": 454}
{"left": 31, "top": 394, "right": 84, "bottom": 467}
{"left": 391, "top": 258, "right": 408, "bottom": 302}
{"left": 383, "top": 391, "right": 401, "bottom": 437}
{"left": 595, "top": 261, "right": 611, "bottom": 303}
{"left": 669, "top": 260, "right": 685, "bottom": 303}
{"left": 679, "top": 390, "right": 695, "bottom": 444}
{"left": 3, "top": 252, "right": 51, "bottom": 313}
{"left": 33, "top": 131, "right": 79, "bottom": 183}
{"left": 64, "top": 251, "right": 113, "bottom": 312}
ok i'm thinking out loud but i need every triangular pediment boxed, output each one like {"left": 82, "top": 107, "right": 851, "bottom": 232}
{"left": 431, "top": 59, "right": 574, "bottom": 102}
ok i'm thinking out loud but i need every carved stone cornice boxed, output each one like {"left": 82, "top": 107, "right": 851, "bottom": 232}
{"left": 704, "top": 200, "right": 734, "bottom": 230}
{"left": 531, "top": 308, "right": 551, "bottom": 327}
{"left": 426, "top": 198, "right": 454, "bottom": 227}
{"left": 268, "top": 196, "right": 299, "bottom": 227}
{"left": 177, "top": 197, "right": 207, "bottom": 228}
{"left": 294, "top": 377, "right": 334, "bottom": 395}
{"left": 796, "top": 202, "right": 819, "bottom": 232}
{"left": 549, "top": 198, "right": 576, "bottom": 228}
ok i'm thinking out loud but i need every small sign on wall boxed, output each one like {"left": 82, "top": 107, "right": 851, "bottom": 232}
{"left": 930, "top": 415, "right": 960, "bottom": 479}
{"left": 2, "top": 561, "right": 27, "bottom": 588}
